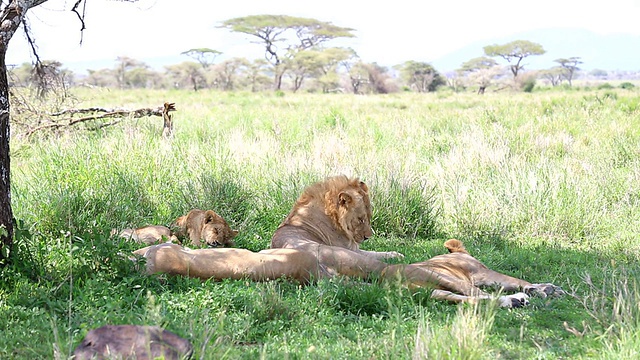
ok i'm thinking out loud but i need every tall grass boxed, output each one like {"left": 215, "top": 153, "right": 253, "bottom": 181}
{"left": 580, "top": 269, "right": 640, "bottom": 359}
{"left": 413, "top": 303, "right": 497, "bottom": 359}
{"left": 3, "top": 88, "right": 640, "bottom": 358}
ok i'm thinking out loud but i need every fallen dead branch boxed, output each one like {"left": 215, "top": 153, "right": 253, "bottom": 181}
{"left": 21, "top": 103, "right": 176, "bottom": 138}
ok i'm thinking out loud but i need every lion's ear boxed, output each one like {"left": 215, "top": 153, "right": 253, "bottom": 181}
{"left": 338, "top": 192, "right": 353, "bottom": 207}
{"left": 231, "top": 229, "right": 239, "bottom": 237}
{"left": 172, "top": 216, "right": 186, "bottom": 228}
{"left": 204, "top": 211, "right": 216, "bottom": 224}
{"left": 359, "top": 181, "right": 369, "bottom": 194}
{"left": 444, "top": 239, "right": 468, "bottom": 254}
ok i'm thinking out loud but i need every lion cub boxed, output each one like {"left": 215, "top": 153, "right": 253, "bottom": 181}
{"left": 171, "top": 209, "right": 238, "bottom": 248}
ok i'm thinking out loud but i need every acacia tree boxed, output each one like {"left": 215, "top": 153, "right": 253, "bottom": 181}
{"left": 181, "top": 48, "right": 222, "bottom": 88}
{"left": 165, "top": 61, "right": 206, "bottom": 90}
{"left": 538, "top": 67, "right": 565, "bottom": 87}
{"left": 395, "top": 61, "right": 444, "bottom": 93}
{"left": 554, "top": 57, "right": 582, "bottom": 87}
{"left": 245, "top": 59, "right": 271, "bottom": 92}
{"left": 0, "top": 0, "right": 137, "bottom": 265}
{"left": 114, "top": 56, "right": 148, "bottom": 89}
{"left": 218, "top": 15, "right": 355, "bottom": 91}
{"left": 458, "top": 56, "right": 499, "bottom": 94}
{"left": 288, "top": 50, "right": 325, "bottom": 92}
{"left": 212, "top": 57, "right": 250, "bottom": 91}
{"left": 484, "top": 40, "right": 545, "bottom": 82}
{"left": 181, "top": 48, "right": 222, "bottom": 70}
{"left": 314, "top": 47, "right": 353, "bottom": 93}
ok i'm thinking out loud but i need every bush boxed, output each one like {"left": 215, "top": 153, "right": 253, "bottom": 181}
{"left": 598, "top": 83, "right": 614, "bottom": 90}
{"left": 522, "top": 78, "right": 536, "bottom": 93}
{"left": 516, "top": 73, "right": 536, "bottom": 92}
{"left": 620, "top": 82, "right": 635, "bottom": 90}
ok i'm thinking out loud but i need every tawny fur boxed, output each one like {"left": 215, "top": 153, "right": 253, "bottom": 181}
{"left": 73, "top": 325, "right": 192, "bottom": 360}
{"left": 133, "top": 243, "right": 325, "bottom": 284}
{"left": 115, "top": 225, "right": 178, "bottom": 245}
{"left": 171, "top": 209, "right": 238, "bottom": 247}
{"left": 134, "top": 176, "right": 563, "bottom": 308}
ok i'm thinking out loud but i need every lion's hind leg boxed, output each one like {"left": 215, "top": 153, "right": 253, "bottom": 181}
{"left": 524, "top": 283, "right": 566, "bottom": 298}
{"left": 472, "top": 269, "right": 565, "bottom": 298}
{"left": 430, "top": 289, "right": 530, "bottom": 308}
{"left": 386, "top": 262, "right": 531, "bottom": 308}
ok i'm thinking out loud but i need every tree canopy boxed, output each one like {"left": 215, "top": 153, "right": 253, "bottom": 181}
{"left": 484, "top": 40, "right": 545, "bottom": 79}
{"left": 458, "top": 57, "right": 502, "bottom": 94}
{"left": 181, "top": 48, "right": 222, "bottom": 69}
{"left": 395, "top": 61, "right": 444, "bottom": 92}
{"left": 459, "top": 56, "right": 498, "bottom": 73}
{"left": 554, "top": 57, "right": 582, "bottom": 86}
{"left": 218, "top": 15, "right": 355, "bottom": 90}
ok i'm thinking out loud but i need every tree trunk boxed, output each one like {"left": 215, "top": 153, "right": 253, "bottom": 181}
{"left": 0, "top": 50, "right": 12, "bottom": 265}
{"left": 0, "top": 0, "right": 50, "bottom": 265}
{"left": 274, "top": 71, "right": 284, "bottom": 91}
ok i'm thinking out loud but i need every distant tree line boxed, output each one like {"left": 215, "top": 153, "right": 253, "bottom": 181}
{"left": 7, "top": 16, "right": 635, "bottom": 95}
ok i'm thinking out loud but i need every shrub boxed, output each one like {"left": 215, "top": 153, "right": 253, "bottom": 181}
{"left": 620, "top": 82, "right": 635, "bottom": 90}
{"left": 522, "top": 78, "right": 536, "bottom": 93}
{"left": 598, "top": 83, "right": 614, "bottom": 90}
{"left": 516, "top": 72, "right": 536, "bottom": 92}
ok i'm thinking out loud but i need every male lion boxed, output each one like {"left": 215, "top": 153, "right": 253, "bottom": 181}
{"left": 269, "top": 175, "right": 562, "bottom": 307}
{"left": 135, "top": 176, "right": 563, "bottom": 308}
{"left": 171, "top": 209, "right": 238, "bottom": 247}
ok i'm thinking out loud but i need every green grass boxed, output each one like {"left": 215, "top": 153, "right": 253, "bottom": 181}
{"left": 2, "top": 88, "right": 640, "bottom": 358}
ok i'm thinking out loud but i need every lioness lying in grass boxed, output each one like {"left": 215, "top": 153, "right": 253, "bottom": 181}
{"left": 134, "top": 176, "right": 563, "bottom": 308}
{"left": 171, "top": 209, "right": 238, "bottom": 248}
{"left": 115, "top": 209, "right": 238, "bottom": 248}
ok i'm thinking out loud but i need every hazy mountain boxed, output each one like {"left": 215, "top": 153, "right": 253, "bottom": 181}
{"left": 431, "top": 28, "right": 640, "bottom": 73}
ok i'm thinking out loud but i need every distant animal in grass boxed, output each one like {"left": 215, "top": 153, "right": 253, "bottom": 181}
{"left": 73, "top": 325, "right": 193, "bottom": 360}
{"left": 170, "top": 209, "right": 238, "bottom": 248}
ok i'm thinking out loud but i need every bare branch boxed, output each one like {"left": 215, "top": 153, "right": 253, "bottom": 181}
{"left": 22, "top": 103, "right": 176, "bottom": 138}
{"left": 71, "top": 0, "right": 86, "bottom": 44}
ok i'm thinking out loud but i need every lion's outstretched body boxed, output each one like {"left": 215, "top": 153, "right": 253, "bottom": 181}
{"left": 115, "top": 225, "right": 177, "bottom": 245}
{"left": 269, "top": 176, "right": 562, "bottom": 306}
{"left": 133, "top": 243, "right": 326, "bottom": 284}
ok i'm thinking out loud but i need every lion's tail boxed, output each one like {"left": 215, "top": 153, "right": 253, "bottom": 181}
{"left": 444, "top": 239, "right": 469, "bottom": 254}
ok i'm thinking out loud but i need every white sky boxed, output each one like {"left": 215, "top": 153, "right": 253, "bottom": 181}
{"left": 6, "top": 0, "right": 640, "bottom": 74}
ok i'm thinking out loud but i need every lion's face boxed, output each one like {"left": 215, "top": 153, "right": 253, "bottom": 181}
{"left": 336, "top": 181, "right": 373, "bottom": 244}
{"left": 201, "top": 210, "right": 238, "bottom": 247}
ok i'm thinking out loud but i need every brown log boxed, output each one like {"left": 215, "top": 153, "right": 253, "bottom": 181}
{"left": 22, "top": 103, "right": 176, "bottom": 138}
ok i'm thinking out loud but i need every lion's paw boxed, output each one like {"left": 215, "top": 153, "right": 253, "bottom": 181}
{"left": 498, "top": 292, "right": 529, "bottom": 308}
{"left": 383, "top": 251, "right": 405, "bottom": 259}
{"left": 524, "top": 283, "right": 565, "bottom": 298}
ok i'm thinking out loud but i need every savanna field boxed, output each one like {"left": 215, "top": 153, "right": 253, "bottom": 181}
{"left": 2, "top": 87, "right": 640, "bottom": 359}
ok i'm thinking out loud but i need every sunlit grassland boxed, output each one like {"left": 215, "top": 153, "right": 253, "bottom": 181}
{"left": 2, "top": 87, "right": 640, "bottom": 358}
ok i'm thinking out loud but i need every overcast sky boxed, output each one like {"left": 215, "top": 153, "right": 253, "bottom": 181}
{"left": 6, "top": 0, "right": 640, "bottom": 74}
